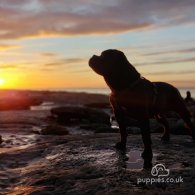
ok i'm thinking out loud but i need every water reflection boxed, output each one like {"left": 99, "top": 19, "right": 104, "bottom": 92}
{"left": 30, "top": 101, "right": 58, "bottom": 110}
{"left": 126, "top": 150, "right": 144, "bottom": 170}
{"left": 116, "top": 149, "right": 158, "bottom": 171}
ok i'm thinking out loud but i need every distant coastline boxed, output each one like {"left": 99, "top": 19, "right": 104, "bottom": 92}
{"left": 1, "top": 87, "right": 195, "bottom": 98}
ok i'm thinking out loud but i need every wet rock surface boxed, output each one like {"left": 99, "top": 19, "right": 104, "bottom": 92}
{"left": 0, "top": 90, "right": 195, "bottom": 194}
{"left": 41, "top": 124, "right": 69, "bottom": 135}
{"left": 84, "top": 102, "right": 111, "bottom": 109}
{"left": 0, "top": 132, "right": 195, "bottom": 194}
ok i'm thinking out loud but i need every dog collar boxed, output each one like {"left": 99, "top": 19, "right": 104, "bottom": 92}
{"left": 127, "top": 76, "right": 143, "bottom": 88}
{"left": 111, "top": 76, "right": 143, "bottom": 95}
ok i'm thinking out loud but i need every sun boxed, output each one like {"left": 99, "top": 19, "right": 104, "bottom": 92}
{"left": 0, "top": 78, "right": 5, "bottom": 86}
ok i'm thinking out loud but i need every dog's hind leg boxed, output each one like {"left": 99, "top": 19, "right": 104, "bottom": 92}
{"left": 180, "top": 113, "right": 195, "bottom": 140}
{"left": 139, "top": 118, "right": 153, "bottom": 169}
{"left": 155, "top": 115, "right": 170, "bottom": 142}
{"left": 173, "top": 99, "right": 195, "bottom": 140}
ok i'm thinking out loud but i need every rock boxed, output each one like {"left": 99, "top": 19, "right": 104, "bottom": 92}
{"left": 150, "top": 119, "right": 164, "bottom": 133}
{"left": 51, "top": 106, "right": 110, "bottom": 125}
{"left": 84, "top": 102, "right": 110, "bottom": 109}
{"left": 0, "top": 97, "right": 42, "bottom": 111}
{"left": 171, "top": 119, "right": 189, "bottom": 135}
{"left": 41, "top": 125, "right": 69, "bottom": 135}
{"left": 163, "top": 111, "right": 180, "bottom": 119}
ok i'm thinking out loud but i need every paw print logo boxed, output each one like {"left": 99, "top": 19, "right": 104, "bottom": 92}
{"left": 151, "top": 164, "right": 170, "bottom": 177}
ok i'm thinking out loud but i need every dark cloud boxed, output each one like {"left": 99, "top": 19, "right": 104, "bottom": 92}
{"left": 41, "top": 52, "right": 57, "bottom": 57}
{"left": 135, "top": 57, "right": 195, "bottom": 66}
{"left": 44, "top": 58, "right": 85, "bottom": 67}
{"left": 0, "top": 0, "right": 195, "bottom": 39}
{"left": 69, "top": 68, "right": 91, "bottom": 73}
{"left": 144, "top": 70, "right": 195, "bottom": 76}
{"left": 143, "top": 47, "right": 195, "bottom": 56}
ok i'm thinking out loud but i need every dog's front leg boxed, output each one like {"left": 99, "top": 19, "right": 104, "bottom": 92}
{"left": 110, "top": 96, "right": 127, "bottom": 150}
{"left": 139, "top": 118, "right": 153, "bottom": 169}
{"left": 114, "top": 109, "right": 127, "bottom": 150}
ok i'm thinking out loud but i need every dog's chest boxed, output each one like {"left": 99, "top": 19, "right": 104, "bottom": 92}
{"left": 112, "top": 91, "right": 146, "bottom": 111}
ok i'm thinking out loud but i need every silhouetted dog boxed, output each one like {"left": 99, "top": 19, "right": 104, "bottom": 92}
{"left": 89, "top": 49, "right": 195, "bottom": 168}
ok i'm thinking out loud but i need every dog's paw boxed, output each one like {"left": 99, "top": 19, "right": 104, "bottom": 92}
{"left": 143, "top": 160, "right": 153, "bottom": 169}
{"left": 141, "top": 149, "right": 153, "bottom": 170}
{"left": 142, "top": 149, "right": 153, "bottom": 169}
{"left": 141, "top": 149, "right": 153, "bottom": 160}
{"left": 115, "top": 142, "right": 126, "bottom": 151}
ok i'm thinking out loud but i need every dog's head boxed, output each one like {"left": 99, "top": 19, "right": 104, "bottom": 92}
{"left": 89, "top": 49, "right": 140, "bottom": 90}
{"left": 89, "top": 49, "right": 129, "bottom": 76}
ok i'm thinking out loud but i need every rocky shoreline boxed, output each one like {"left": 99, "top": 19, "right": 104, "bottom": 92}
{"left": 0, "top": 90, "right": 195, "bottom": 194}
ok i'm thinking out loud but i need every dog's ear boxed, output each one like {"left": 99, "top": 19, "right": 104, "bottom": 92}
{"left": 112, "top": 50, "right": 133, "bottom": 70}
{"left": 118, "top": 52, "right": 129, "bottom": 65}
{"left": 101, "top": 50, "right": 127, "bottom": 66}
{"left": 104, "top": 50, "right": 140, "bottom": 79}
{"left": 116, "top": 51, "right": 137, "bottom": 72}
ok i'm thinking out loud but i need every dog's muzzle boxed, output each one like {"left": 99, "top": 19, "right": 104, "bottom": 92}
{"left": 89, "top": 55, "right": 98, "bottom": 68}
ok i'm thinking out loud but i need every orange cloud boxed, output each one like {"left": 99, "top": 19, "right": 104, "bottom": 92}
{"left": 0, "top": 44, "right": 21, "bottom": 50}
{"left": 41, "top": 52, "right": 57, "bottom": 57}
{"left": 0, "top": 65, "right": 18, "bottom": 69}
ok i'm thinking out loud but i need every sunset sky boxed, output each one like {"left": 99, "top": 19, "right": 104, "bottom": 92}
{"left": 0, "top": 0, "right": 195, "bottom": 89}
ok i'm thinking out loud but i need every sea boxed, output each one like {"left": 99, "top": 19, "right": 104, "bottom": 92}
{"left": 43, "top": 88, "right": 195, "bottom": 99}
